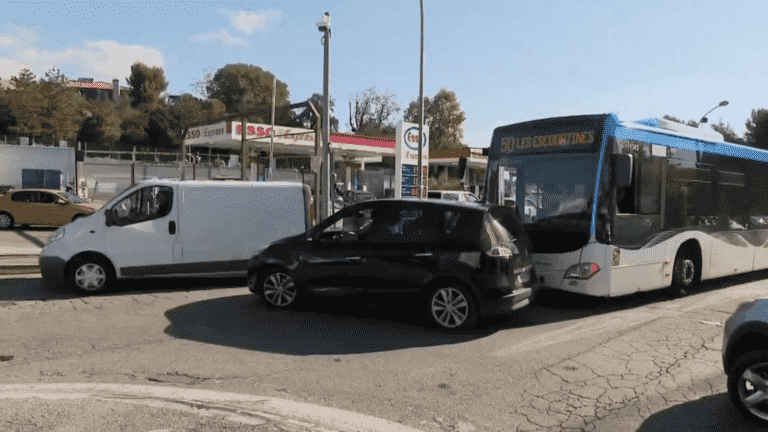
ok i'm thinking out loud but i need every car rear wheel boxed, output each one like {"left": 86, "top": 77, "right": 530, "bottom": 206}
{"left": 0, "top": 212, "right": 14, "bottom": 230}
{"left": 728, "top": 350, "right": 768, "bottom": 426}
{"left": 259, "top": 269, "right": 299, "bottom": 308}
{"left": 68, "top": 256, "right": 113, "bottom": 293}
{"left": 427, "top": 283, "right": 478, "bottom": 330}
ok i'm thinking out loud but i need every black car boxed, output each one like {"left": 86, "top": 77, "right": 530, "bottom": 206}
{"left": 246, "top": 199, "right": 533, "bottom": 330}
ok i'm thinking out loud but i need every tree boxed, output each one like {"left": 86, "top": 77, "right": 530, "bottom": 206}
{"left": 404, "top": 88, "right": 466, "bottom": 150}
{"left": 39, "top": 68, "right": 86, "bottom": 145}
{"left": 126, "top": 62, "right": 168, "bottom": 109}
{"left": 294, "top": 93, "right": 339, "bottom": 132}
{"left": 190, "top": 67, "right": 215, "bottom": 99}
{"left": 124, "top": 62, "right": 174, "bottom": 152}
{"left": 78, "top": 100, "right": 123, "bottom": 150}
{"left": 744, "top": 108, "right": 768, "bottom": 150}
{"left": 710, "top": 119, "right": 743, "bottom": 144}
{"left": 6, "top": 70, "right": 45, "bottom": 141}
{"left": 662, "top": 114, "right": 698, "bottom": 128}
{"left": 348, "top": 87, "right": 400, "bottom": 137}
{"left": 207, "top": 63, "right": 292, "bottom": 124}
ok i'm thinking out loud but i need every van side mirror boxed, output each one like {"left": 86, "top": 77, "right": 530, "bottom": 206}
{"left": 612, "top": 154, "right": 633, "bottom": 188}
{"left": 105, "top": 209, "right": 117, "bottom": 227}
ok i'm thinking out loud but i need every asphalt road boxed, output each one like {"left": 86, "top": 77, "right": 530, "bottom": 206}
{"left": 2, "top": 268, "right": 768, "bottom": 431}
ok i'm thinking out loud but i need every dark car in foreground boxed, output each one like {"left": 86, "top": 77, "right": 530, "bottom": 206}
{"left": 246, "top": 199, "right": 533, "bottom": 330}
{"left": 723, "top": 298, "right": 768, "bottom": 425}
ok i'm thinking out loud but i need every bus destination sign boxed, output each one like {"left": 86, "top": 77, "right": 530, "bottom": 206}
{"left": 500, "top": 130, "right": 596, "bottom": 153}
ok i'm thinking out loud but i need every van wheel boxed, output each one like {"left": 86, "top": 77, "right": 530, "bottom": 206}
{"left": 68, "top": 256, "right": 113, "bottom": 293}
{"left": 0, "top": 212, "right": 14, "bottom": 230}
{"left": 427, "top": 283, "right": 478, "bottom": 330}
{"left": 670, "top": 248, "right": 698, "bottom": 297}
{"left": 259, "top": 269, "right": 299, "bottom": 308}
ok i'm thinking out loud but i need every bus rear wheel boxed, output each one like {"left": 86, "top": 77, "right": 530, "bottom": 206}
{"left": 670, "top": 249, "right": 699, "bottom": 297}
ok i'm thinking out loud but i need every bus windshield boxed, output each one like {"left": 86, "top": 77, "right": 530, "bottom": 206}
{"left": 517, "top": 153, "right": 599, "bottom": 224}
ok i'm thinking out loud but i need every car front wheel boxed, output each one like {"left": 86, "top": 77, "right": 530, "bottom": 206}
{"left": 259, "top": 269, "right": 299, "bottom": 308}
{"left": 427, "top": 283, "right": 478, "bottom": 330}
{"left": 0, "top": 212, "right": 14, "bottom": 230}
{"left": 728, "top": 350, "right": 768, "bottom": 426}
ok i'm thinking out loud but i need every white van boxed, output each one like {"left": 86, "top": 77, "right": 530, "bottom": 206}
{"left": 40, "top": 180, "right": 312, "bottom": 293}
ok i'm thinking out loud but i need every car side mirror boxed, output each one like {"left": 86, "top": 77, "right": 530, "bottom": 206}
{"left": 57, "top": 199, "right": 67, "bottom": 206}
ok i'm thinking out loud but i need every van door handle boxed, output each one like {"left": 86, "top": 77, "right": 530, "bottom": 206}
{"left": 169, "top": 221, "right": 176, "bottom": 235}
{"left": 345, "top": 256, "right": 362, "bottom": 263}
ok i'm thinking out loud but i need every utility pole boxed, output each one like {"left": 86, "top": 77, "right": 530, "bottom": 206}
{"left": 317, "top": 12, "right": 331, "bottom": 219}
{"left": 269, "top": 76, "right": 276, "bottom": 180}
{"left": 417, "top": 0, "right": 425, "bottom": 198}
{"left": 241, "top": 116, "right": 247, "bottom": 180}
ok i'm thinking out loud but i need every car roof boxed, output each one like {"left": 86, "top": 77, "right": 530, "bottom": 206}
{"left": 369, "top": 198, "right": 488, "bottom": 210}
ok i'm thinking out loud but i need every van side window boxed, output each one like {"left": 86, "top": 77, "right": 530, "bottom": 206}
{"left": 112, "top": 186, "right": 173, "bottom": 225}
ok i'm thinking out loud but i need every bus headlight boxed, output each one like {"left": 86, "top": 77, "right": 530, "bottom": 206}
{"left": 564, "top": 263, "right": 600, "bottom": 279}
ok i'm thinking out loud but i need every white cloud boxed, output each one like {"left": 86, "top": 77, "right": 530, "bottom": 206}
{"left": 191, "top": 29, "right": 247, "bottom": 46}
{"left": 0, "top": 28, "right": 165, "bottom": 81}
{"left": 217, "top": 8, "right": 282, "bottom": 34}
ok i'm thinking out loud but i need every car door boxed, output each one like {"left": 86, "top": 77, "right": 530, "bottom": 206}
{"left": 37, "top": 191, "right": 71, "bottom": 225}
{"left": 295, "top": 204, "right": 374, "bottom": 294}
{"left": 7, "top": 191, "right": 35, "bottom": 224}
{"left": 362, "top": 202, "right": 438, "bottom": 294}
{"left": 102, "top": 185, "right": 179, "bottom": 277}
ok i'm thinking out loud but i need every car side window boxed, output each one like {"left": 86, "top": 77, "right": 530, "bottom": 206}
{"left": 11, "top": 191, "right": 33, "bottom": 202}
{"left": 40, "top": 193, "right": 57, "bottom": 204}
{"left": 363, "top": 206, "right": 438, "bottom": 243}
{"left": 112, "top": 186, "right": 173, "bottom": 226}
{"left": 320, "top": 207, "right": 375, "bottom": 242}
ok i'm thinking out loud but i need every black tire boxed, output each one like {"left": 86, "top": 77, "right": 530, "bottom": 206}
{"left": 426, "top": 283, "right": 478, "bottom": 330}
{"left": 0, "top": 212, "right": 14, "bottom": 230}
{"left": 68, "top": 256, "right": 114, "bottom": 293}
{"left": 258, "top": 269, "right": 299, "bottom": 308}
{"left": 670, "top": 248, "right": 699, "bottom": 297}
{"left": 727, "top": 350, "right": 768, "bottom": 426}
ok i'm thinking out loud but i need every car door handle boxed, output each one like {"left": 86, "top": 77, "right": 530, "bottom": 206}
{"left": 345, "top": 256, "right": 362, "bottom": 263}
{"left": 413, "top": 252, "right": 433, "bottom": 257}
{"left": 169, "top": 220, "right": 176, "bottom": 235}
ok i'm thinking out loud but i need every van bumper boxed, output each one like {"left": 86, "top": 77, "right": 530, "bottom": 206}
{"left": 39, "top": 255, "right": 67, "bottom": 286}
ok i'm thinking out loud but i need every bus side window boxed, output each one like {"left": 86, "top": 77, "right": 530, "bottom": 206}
{"left": 613, "top": 154, "right": 636, "bottom": 214}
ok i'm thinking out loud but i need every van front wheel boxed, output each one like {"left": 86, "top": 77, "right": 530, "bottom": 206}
{"left": 69, "top": 256, "right": 113, "bottom": 293}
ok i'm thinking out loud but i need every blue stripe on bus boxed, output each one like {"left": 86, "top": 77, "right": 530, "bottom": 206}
{"left": 614, "top": 127, "right": 768, "bottom": 162}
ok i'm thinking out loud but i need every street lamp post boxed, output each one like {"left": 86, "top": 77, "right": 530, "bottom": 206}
{"left": 699, "top": 100, "right": 729, "bottom": 127}
{"left": 317, "top": 12, "right": 331, "bottom": 219}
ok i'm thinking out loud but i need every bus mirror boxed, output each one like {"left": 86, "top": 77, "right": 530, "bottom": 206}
{"left": 612, "top": 154, "right": 633, "bottom": 188}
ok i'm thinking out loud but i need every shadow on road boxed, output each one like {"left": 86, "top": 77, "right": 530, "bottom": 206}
{"left": 164, "top": 293, "right": 484, "bottom": 355}
{"left": 480, "top": 267, "right": 768, "bottom": 331}
{"left": 0, "top": 275, "right": 247, "bottom": 302}
{"left": 637, "top": 393, "right": 765, "bottom": 432}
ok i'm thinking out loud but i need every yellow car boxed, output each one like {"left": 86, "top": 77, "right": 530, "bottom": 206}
{"left": 0, "top": 188, "right": 96, "bottom": 229}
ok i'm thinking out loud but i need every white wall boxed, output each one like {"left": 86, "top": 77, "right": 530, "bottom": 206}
{"left": 0, "top": 143, "right": 75, "bottom": 188}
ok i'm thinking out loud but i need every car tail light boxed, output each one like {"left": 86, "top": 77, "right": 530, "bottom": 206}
{"left": 564, "top": 263, "right": 600, "bottom": 279}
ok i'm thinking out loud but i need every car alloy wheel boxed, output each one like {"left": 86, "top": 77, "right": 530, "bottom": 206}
{"left": 429, "top": 284, "right": 477, "bottom": 330}
{"left": 261, "top": 271, "right": 298, "bottom": 308}
{"left": 728, "top": 350, "right": 768, "bottom": 426}
{"left": 0, "top": 213, "right": 13, "bottom": 229}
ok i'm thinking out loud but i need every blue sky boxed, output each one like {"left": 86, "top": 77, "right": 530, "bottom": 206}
{"left": 1, "top": 0, "right": 765, "bottom": 147}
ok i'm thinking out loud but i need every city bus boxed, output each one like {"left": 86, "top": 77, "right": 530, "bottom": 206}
{"left": 484, "top": 113, "right": 768, "bottom": 297}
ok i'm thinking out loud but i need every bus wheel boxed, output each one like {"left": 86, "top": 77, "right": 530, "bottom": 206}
{"left": 670, "top": 249, "right": 698, "bottom": 297}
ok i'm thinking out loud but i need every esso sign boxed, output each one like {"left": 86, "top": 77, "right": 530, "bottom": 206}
{"left": 404, "top": 127, "right": 427, "bottom": 151}
{"left": 236, "top": 125, "right": 272, "bottom": 137}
